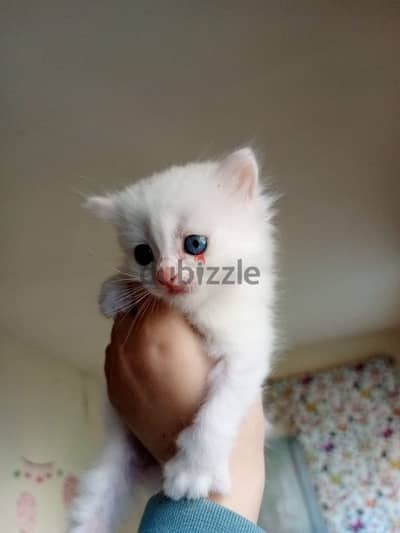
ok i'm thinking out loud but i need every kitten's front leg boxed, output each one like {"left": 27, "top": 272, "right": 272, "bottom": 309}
{"left": 163, "top": 345, "right": 267, "bottom": 500}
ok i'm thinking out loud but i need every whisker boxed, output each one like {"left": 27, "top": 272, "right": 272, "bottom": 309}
{"left": 133, "top": 294, "right": 153, "bottom": 325}
{"left": 121, "top": 295, "right": 151, "bottom": 347}
{"left": 111, "top": 267, "right": 136, "bottom": 278}
{"left": 112, "top": 293, "right": 149, "bottom": 315}
{"left": 110, "top": 286, "right": 147, "bottom": 300}
{"left": 111, "top": 278, "right": 142, "bottom": 284}
{"left": 114, "top": 311, "right": 131, "bottom": 329}
{"left": 106, "top": 289, "right": 140, "bottom": 305}
{"left": 84, "top": 239, "right": 159, "bottom": 334}
{"left": 150, "top": 295, "right": 158, "bottom": 316}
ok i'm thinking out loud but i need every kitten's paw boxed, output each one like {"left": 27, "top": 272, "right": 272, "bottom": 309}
{"left": 163, "top": 452, "right": 212, "bottom": 500}
{"left": 98, "top": 277, "right": 127, "bottom": 318}
{"left": 163, "top": 453, "right": 231, "bottom": 500}
{"left": 210, "top": 460, "right": 231, "bottom": 495}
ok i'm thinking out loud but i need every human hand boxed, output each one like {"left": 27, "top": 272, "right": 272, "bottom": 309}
{"left": 105, "top": 301, "right": 265, "bottom": 523}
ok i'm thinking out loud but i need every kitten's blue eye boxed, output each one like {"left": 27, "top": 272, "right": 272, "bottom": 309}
{"left": 184, "top": 235, "right": 208, "bottom": 255}
{"left": 134, "top": 244, "right": 154, "bottom": 266}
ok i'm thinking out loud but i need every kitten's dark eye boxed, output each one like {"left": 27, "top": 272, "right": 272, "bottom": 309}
{"left": 134, "top": 244, "right": 154, "bottom": 266}
{"left": 184, "top": 235, "right": 208, "bottom": 255}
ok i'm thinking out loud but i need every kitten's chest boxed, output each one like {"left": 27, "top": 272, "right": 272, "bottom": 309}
{"left": 188, "top": 295, "right": 264, "bottom": 346}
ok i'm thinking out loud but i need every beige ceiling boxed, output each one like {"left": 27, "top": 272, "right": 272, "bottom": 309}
{"left": 1, "top": 2, "right": 400, "bottom": 373}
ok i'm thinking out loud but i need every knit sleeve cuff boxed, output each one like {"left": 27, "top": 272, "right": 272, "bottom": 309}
{"left": 139, "top": 492, "right": 265, "bottom": 533}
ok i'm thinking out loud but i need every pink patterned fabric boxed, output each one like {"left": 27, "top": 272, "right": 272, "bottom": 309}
{"left": 266, "top": 357, "right": 400, "bottom": 532}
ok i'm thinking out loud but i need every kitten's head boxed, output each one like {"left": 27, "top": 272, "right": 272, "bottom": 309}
{"left": 86, "top": 148, "right": 274, "bottom": 308}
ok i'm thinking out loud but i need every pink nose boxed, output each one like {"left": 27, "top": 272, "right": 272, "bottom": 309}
{"left": 156, "top": 266, "right": 178, "bottom": 287}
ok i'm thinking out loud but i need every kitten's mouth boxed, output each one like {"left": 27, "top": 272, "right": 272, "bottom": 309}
{"left": 164, "top": 284, "right": 189, "bottom": 295}
{"left": 156, "top": 271, "right": 193, "bottom": 296}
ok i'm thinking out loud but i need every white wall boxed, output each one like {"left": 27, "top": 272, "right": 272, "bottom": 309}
{"left": 0, "top": 327, "right": 103, "bottom": 533}
{"left": 274, "top": 327, "right": 400, "bottom": 379}
{"left": 0, "top": 327, "right": 147, "bottom": 533}
{"left": 1, "top": 3, "right": 399, "bottom": 374}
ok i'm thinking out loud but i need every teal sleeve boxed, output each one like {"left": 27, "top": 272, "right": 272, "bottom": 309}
{"left": 138, "top": 493, "right": 265, "bottom": 533}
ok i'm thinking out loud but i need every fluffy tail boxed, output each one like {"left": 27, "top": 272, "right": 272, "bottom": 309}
{"left": 68, "top": 408, "right": 136, "bottom": 533}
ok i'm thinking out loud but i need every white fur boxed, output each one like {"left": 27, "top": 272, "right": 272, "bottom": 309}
{"left": 70, "top": 148, "right": 276, "bottom": 532}
{"left": 69, "top": 407, "right": 137, "bottom": 533}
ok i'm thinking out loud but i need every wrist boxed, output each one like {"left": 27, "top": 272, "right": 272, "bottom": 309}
{"left": 208, "top": 398, "right": 265, "bottom": 523}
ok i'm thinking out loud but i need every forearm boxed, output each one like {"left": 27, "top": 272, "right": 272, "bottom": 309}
{"left": 207, "top": 399, "right": 265, "bottom": 523}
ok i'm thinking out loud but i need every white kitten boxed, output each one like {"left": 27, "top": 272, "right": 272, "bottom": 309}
{"left": 70, "top": 148, "right": 275, "bottom": 533}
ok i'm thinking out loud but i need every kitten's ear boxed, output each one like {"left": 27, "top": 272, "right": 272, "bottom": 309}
{"left": 218, "top": 148, "right": 259, "bottom": 200}
{"left": 83, "top": 195, "right": 115, "bottom": 221}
